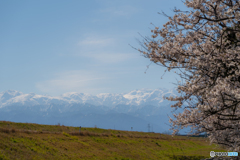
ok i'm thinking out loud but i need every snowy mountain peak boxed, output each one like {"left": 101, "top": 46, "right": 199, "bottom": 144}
{"left": 0, "top": 88, "right": 178, "bottom": 108}
{"left": 1, "top": 90, "right": 22, "bottom": 97}
{"left": 61, "top": 92, "right": 85, "bottom": 97}
{"left": 0, "top": 90, "right": 23, "bottom": 104}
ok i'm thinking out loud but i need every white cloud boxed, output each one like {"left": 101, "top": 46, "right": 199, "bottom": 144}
{"left": 35, "top": 70, "right": 110, "bottom": 96}
{"left": 82, "top": 52, "right": 133, "bottom": 63}
{"left": 78, "top": 37, "right": 114, "bottom": 47}
{"left": 35, "top": 66, "right": 142, "bottom": 96}
{"left": 76, "top": 35, "right": 133, "bottom": 63}
{"left": 99, "top": 5, "right": 139, "bottom": 17}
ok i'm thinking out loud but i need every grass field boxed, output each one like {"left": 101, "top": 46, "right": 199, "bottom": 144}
{"left": 0, "top": 121, "right": 229, "bottom": 160}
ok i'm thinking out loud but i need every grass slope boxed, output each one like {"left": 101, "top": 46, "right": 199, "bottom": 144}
{"left": 0, "top": 121, "right": 228, "bottom": 160}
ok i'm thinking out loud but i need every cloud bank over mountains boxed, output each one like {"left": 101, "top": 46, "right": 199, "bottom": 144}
{"left": 0, "top": 88, "right": 189, "bottom": 133}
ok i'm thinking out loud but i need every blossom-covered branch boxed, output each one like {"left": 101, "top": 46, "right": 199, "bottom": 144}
{"left": 138, "top": 0, "right": 240, "bottom": 151}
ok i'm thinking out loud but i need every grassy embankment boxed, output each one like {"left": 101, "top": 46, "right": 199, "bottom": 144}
{"left": 0, "top": 121, "right": 229, "bottom": 160}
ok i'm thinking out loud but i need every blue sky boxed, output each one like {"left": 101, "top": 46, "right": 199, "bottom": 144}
{"left": 0, "top": 0, "right": 189, "bottom": 96}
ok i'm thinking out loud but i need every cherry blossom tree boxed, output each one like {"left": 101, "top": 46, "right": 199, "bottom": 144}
{"left": 137, "top": 0, "right": 240, "bottom": 151}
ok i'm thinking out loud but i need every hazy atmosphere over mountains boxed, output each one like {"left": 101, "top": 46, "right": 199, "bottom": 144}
{"left": 0, "top": 88, "right": 189, "bottom": 134}
{"left": 0, "top": 0, "right": 188, "bottom": 96}
{"left": 0, "top": 0, "right": 190, "bottom": 134}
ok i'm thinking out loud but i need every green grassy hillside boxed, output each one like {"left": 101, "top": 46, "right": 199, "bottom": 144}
{"left": 0, "top": 121, "right": 228, "bottom": 160}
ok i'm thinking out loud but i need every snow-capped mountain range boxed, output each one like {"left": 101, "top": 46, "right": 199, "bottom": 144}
{"left": 0, "top": 88, "right": 189, "bottom": 133}
{"left": 0, "top": 88, "right": 177, "bottom": 108}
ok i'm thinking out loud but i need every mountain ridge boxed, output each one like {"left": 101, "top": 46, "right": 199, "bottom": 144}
{"left": 0, "top": 88, "right": 187, "bottom": 133}
{"left": 0, "top": 88, "right": 178, "bottom": 108}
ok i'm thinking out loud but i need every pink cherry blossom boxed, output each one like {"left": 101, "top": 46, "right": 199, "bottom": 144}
{"left": 137, "top": 0, "right": 240, "bottom": 151}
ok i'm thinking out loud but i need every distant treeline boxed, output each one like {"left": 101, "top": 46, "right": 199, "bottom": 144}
{"left": 178, "top": 134, "right": 209, "bottom": 138}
